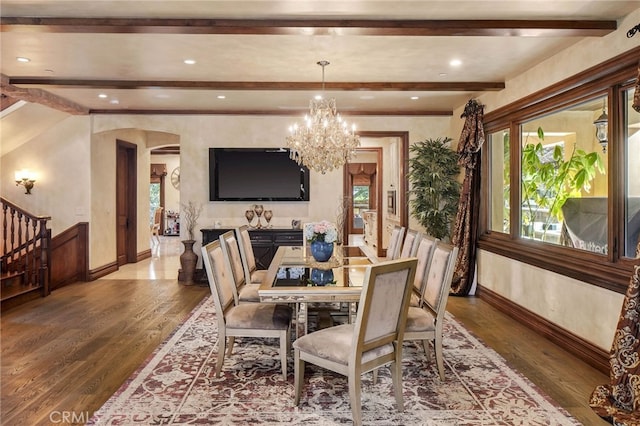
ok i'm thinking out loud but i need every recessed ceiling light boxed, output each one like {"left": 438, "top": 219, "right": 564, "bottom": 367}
{"left": 44, "top": 69, "right": 54, "bottom": 73}
{"left": 109, "top": 99, "right": 120, "bottom": 105}
{"left": 16, "top": 57, "right": 30, "bottom": 63}
{"left": 410, "top": 96, "right": 419, "bottom": 100}
{"left": 184, "top": 59, "right": 196, "bottom": 65}
{"left": 450, "top": 59, "right": 462, "bottom": 67}
{"left": 98, "top": 93, "right": 108, "bottom": 99}
{"left": 314, "top": 95, "right": 323, "bottom": 100}
{"left": 439, "top": 73, "right": 448, "bottom": 77}
{"left": 217, "top": 95, "right": 226, "bottom": 99}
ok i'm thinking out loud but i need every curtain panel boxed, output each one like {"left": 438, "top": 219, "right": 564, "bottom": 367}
{"left": 450, "top": 100, "right": 485, "bottom": 296}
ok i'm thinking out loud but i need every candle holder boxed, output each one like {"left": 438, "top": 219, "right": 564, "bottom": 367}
{"left": 245, "top": 205, "right": 273, "bottom": 229}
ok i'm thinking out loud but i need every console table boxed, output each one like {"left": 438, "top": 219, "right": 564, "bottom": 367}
{"left": 200, "top": 227, "right": 303, "bottom": 270}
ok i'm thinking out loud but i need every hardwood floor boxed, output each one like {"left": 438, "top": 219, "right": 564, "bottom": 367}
{"left": 1, "top": 237, "right": 609, "bottom": 425}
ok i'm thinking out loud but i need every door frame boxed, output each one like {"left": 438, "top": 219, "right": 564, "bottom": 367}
{"left": 116, "top": 140, "right": 138, "bottom": 265}
{"left": 343, "top": 131, "right": 409, "bottom": 257}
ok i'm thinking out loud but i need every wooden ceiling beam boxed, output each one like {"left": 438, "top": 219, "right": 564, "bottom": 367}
{"left": 0, "top": 74, "right": 89, "bottom": 115}
{"left": 9, "top": 78, "right": 505, "bottom": 92}
{"left": 88, "top": 109, "right": 453, "bottom": 116}
{"left": 0, "top": 17, "right": 616, "bottom": 37}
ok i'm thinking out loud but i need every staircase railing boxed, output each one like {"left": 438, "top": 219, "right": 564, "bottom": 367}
{"left": 1, "top": 197, "right": 51, "bottom": 298}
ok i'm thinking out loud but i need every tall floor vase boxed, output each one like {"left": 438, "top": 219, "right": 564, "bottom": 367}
{"left": 179, "top": 240, "right": 198, "bottom": 284}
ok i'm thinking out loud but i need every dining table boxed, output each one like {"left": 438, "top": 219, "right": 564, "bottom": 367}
{"left": 258, "top": 244, "right": 379, "bottom": 337}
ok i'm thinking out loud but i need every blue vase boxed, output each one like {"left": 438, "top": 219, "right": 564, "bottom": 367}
{"left": 310, "top": 241, "right": 334, "bottom": 262}
{"left": 310, "top": 268, "right": 334, "bottom": 286}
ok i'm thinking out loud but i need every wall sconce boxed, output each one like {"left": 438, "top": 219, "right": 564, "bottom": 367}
{"left": 15, "top": 170, "right": 36, "bottom": 194}
{"left": 593, "top": 102, "right": 608, "bottom": 153}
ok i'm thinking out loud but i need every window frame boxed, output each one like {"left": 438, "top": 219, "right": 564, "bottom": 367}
{"left": 479, "top": 46, "right": 640, "bottom": 294}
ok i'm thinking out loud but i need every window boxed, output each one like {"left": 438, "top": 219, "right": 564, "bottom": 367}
{"left": 624, "top": 86, "right": 640, "bottom": 259}
{"left": 480, "top": 47, "right": 639, "bottom": 293}
{"left": 488, "top": 129, "right": 510, "bottom": 234}
{"left": 520, "top": 97, "right": 607, "bottom": 251}
{"left": 150, "top": 183, "right": 161, "bottom": 223}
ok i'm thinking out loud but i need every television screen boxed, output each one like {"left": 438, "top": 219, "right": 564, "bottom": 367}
{"left": 209, "top": 148, "right": 310, "bottom": 201}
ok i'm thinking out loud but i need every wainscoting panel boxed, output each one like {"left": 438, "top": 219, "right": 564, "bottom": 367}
{"left": 50, "top": 222, "right": 89, "bottom": 290}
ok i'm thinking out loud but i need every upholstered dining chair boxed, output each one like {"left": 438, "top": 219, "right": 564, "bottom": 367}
{"left": 235, "top": 225, "right": 268, "bottom": 285}
{"left": 410, "top": 234, "right": 439, "bottom": 308}
{"left": 386, "top": 225, "right": 405, "bottom": 260}
{"left": 403, "top": 242, "right": 458, "bottom": 381}
{"left": 201, "top": 240, "right": 291, "bottom": 380}
{"left": 399, "top": 228, "right": 421, "bottom": 258}
{"left": 293, "top": 257, "right": 418, "bottom": 426}
{"left": 219, "top": 230, "right": 260, "bottom": 303}
{"left": 150, "top": 206, "right": 163, "bottom": 245}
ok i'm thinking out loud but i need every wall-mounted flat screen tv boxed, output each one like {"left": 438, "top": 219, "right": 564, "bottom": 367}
{"left": 209, "top": 148, "right": 310, "bottom": 201}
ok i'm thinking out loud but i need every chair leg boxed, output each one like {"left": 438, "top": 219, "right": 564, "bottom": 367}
{"left": 216, "top": 335, "right": 227, "bottom": 377}
{"left": 280, "top": 329, "right": 288, "bottom": 380}
{"left": 348, "top": 372, "right": 363, "bottom": 426}
{"left": 434, "top": 335, "right": 445, "bottom": 381}
{"left": 372, "top": 368, "right": 378, "bottom": 384}
{"left": 390, "top": 359, "right": 404, "bottom": 412}
{"left": 294, "top": 349, "right": 304, "bottom": 405}
{"left": 421, "top": 339, "right": 431, "bottom": 361}
{"left": 226, "top": 336, "right": 236, "bottom": 356}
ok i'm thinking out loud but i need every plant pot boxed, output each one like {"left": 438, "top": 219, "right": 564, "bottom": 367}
{"left": 310, "top": 241, "right": 334, "bottom": 262}
{"left": 179, "top": 240, "right": 198, "bottom": 283}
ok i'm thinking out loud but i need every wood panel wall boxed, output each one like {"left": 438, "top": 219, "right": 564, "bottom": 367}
{"left": 50, "top": 222, "right": 89, "bottom": 290}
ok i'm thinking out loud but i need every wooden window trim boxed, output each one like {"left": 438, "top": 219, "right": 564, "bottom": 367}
{"left": 480, "top": 46, "right": 640, "bottom": 294}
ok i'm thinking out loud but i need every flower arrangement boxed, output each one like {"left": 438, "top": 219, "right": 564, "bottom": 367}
{"left": 304, "top": 220, "right": 338, "bottom": 243}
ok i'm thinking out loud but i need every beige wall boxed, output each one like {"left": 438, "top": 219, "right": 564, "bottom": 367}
{"left": 0, "top": 115, "right": 91, "bottom": 235}
{"left": 90, "top": 114, "right": 451, "bottom": 266}
{"left": 465, "top": 7, "right": 640, "bottom": 350}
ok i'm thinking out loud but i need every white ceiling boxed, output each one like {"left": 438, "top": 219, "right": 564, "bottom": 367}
{"left": 1, "top": 1, "right": 638, "bottom": 116}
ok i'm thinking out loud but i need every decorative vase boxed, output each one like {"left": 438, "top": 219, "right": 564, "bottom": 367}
{"left": 310, "top": 240, "right": 334, "bottom": 262}
{"left": 310, "top": 268, "right": 334, "bottom": 286}
{"left": 179, "top": 240, "right": 198, "bottom": 283}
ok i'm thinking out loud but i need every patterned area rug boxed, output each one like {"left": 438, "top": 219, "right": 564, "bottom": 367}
{"left": 90, "top": 297, "right": 580, "bottom": 425}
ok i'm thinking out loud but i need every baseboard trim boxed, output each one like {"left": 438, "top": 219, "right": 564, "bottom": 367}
{"left": 137, "top": 249, "right": 151, "bottom": 262}
{"left": 477, "top": 285, "right": 610, "bottom": 374}
{"left": 89, "top": 261, "right": 118, "bottom": 281}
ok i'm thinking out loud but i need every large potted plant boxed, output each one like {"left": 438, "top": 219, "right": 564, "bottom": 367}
{"left": 407, "top": 137, "right": 461, "bottom": 241}
{"left": 179, "top": 201, "right": 203, "bottom": 283}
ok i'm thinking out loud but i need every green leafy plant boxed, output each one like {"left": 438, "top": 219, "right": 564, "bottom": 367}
{"left": 520, "top": 128, "right": 604, "bottom": 240}
{"left": 407, "top": 137, "right": 461, "bottom": 241}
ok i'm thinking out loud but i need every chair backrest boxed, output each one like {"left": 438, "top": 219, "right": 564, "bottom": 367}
{"left": 151, "top": 207, "right": 163, "bottom": 228}
{"left": 219, "top": 230, "right": 246, "bottom": 304}
{"left": 412, "top": 234, "right": 439, "bottom": 299}
{"left": 235, "top": 225, "right": 257, "bottom": 282}
{"left": 351, "top": 257, "right": 417, "bottom": 362}
{"left": 422, "top": 242, "right": 458, "bottom": 319}
{"left": 387, "top": 225, "right": 406, "bottom": 260}
{"left": 201, "top": 240, "right": 235, "bottom": 323}
{"left": 400, "top": 229, "right": 421, "bottom": 258}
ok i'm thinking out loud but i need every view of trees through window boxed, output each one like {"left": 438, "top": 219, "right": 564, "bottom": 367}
{"left": 150, "top": 183, "right": 160, "bottom": 223}
{"left": 519, "top": 98, "right": 607, "bottom": 251}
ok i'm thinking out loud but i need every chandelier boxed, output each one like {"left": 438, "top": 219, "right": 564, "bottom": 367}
{"left": 286, "top": 60, "right": 360, "bottom": 174}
